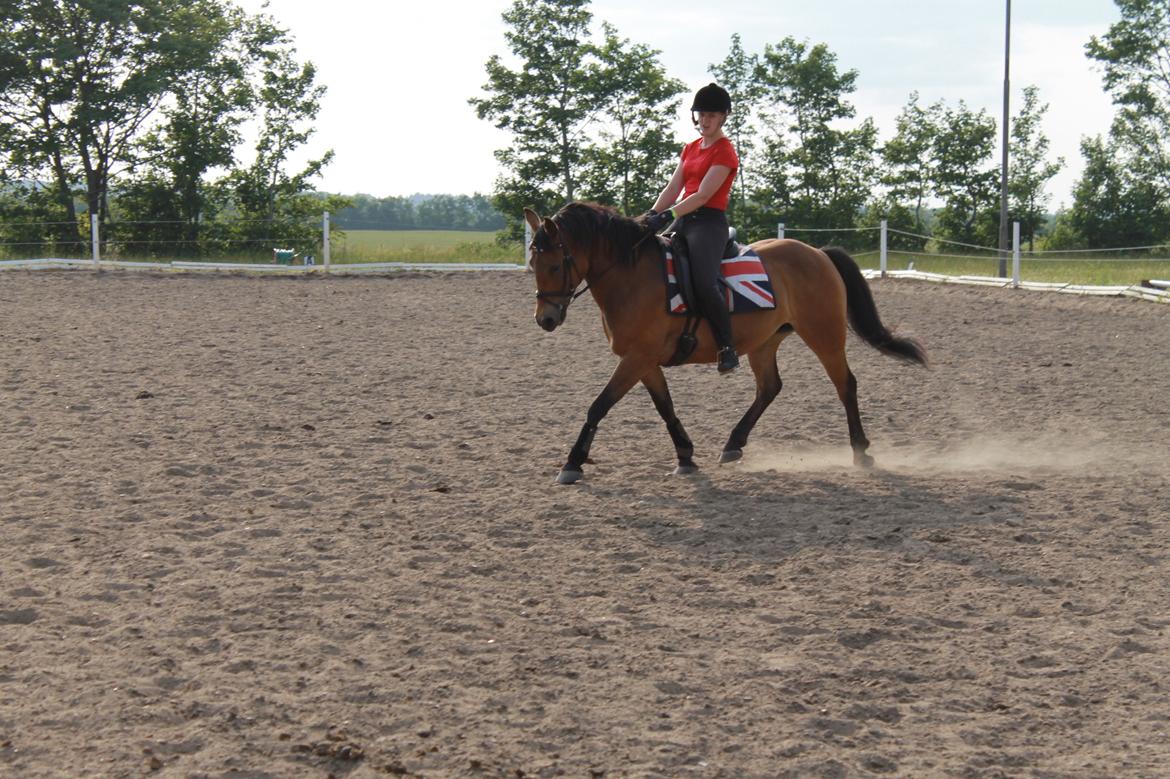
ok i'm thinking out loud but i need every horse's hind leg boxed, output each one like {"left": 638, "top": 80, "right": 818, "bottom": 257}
{"left": 642, "top": 367, "right": 698, "bottom": 475}
{"left": 720, "top": 336, "right": 785, "bottom": 463}
{"left": 813, "top": 347, "right": 873, "bottom": 468}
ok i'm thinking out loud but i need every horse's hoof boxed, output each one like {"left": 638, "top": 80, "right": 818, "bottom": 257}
{"left": 855, "top": 453, "right": 875, "bottom": 469}
{"left": 673, "top": 463, "right": 699, "bottom": 476}
{"left": 556, "top": 468, "right": 584, "bottom": 485}
{"left": 719, "top": 449, "right": 743, "bottom": 464}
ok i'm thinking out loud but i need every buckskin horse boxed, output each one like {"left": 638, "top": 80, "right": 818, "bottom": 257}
{"left": 525, "top": 202, "right": 927, "bottom": 485}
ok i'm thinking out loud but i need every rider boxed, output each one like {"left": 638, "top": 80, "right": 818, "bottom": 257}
{"left": 644, "top": 82, "right": 740, "bottom": 374}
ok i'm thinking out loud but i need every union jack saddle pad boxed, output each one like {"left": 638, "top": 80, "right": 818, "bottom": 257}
{"left": 664, "top": 242, "right": 777, "bottom": 315}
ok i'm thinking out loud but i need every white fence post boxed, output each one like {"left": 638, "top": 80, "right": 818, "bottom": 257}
{"left": 880, "top": 219, "right": 888, "bottom": 278}
{"left": 1012, "top": 221, "right": 1021, "bottom": 288}
{"left": 778, "top": 222, "right": 785, "bottom": 239}
{"left": 322, "top": 211, "right": 331, "bottom": 272}
{"left": 91, "top": 213, "right": 100, "bottom": 266}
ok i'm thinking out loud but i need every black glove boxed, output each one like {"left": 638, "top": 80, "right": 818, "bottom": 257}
{"left": 646, "top": 210, "right": 675, "bottom": 232}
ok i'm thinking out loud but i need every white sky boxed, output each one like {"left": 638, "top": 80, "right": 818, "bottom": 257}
{"left": 238, "top": 0, "right": 1121, "bottom": 209}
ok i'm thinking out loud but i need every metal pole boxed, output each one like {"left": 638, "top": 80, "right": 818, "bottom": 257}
{"left": 1012, "top": 221, "right": 1021, "bottom": 288}
{"left": 880, "top": 219, "right": 888, "bottom": 278}
{"left": 778, "top": 222, "right": 785, "bottom": 239}
{"left": 322, "top": 211, "right": 331, "bottom": 272}
{"left": 91, "top": 213, "right": 100, "bottom": 266}
{"left": 998, "top": 0, "right": 1012, "bottom": 278}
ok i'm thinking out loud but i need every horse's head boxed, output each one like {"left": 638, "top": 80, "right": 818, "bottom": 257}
{"left": 524, "top": 208, "right": 585, "bottom": 332}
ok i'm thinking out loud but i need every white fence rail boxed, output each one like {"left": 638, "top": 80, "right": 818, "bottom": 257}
{"left": 1, "top": 214, "right": 1167, "bottom": 303}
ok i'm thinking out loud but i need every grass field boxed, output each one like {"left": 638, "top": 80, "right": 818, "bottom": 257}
{"left": 331, "top": 230, "right": 1170, "bottom": 286}
{"left": 851, "top": 250, "right": 1170, "bottom": 286}
{"left": 331, "top": 229, "right": 524, "bottom": 264}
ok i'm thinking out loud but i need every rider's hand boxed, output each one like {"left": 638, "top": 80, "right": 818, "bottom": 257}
{"left": 645, "top": 209, "right": 675, "bottom": 232}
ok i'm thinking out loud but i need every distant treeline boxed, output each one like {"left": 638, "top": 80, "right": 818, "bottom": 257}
{"left": 332, "top": 193, "right": 505, "bottom": 231}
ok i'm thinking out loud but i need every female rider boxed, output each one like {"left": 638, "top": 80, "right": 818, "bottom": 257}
{"left": 644, "top": 83, "right": 740, "bottom": 374}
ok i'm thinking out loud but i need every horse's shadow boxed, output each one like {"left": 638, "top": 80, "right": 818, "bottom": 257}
{"left": 589, "top": 460, "right": 1043, "bottom": 588}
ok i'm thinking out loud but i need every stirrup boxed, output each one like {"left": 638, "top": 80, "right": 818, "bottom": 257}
{"left": 717, "top": 347, "right": 739, "bottom": 374}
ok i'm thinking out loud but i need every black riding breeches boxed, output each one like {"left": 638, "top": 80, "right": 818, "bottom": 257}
{"left": 676, "top": 207, "right": 733, "bottom": 348}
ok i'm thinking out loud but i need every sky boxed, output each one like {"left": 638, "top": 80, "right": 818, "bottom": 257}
{"left": 235, "top": 0, "right": 1122, "bottom": 209}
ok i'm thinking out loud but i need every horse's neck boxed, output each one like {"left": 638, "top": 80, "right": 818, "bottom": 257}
{"left": 585, "top": 245, "right": 653, "bottom": 312}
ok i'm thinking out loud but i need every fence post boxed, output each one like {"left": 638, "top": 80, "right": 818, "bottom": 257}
{"left": 778, "top": 222, "right": 785, "bottom": 239}
{"left": 1012, "top": 221, "right": 1021, "bottom": 288}
{"left": 91, "top": 213, "right": 100, "bottom": 267}
{"left": 322, "top": 211, "right": 331, "bottom": 272}
{"left": 880, "top": 219, "right": 888, "bottom": 278}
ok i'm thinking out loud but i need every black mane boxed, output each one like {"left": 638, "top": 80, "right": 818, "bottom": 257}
{"left": 541, "top": 201, "right": 651, "bottom": 267}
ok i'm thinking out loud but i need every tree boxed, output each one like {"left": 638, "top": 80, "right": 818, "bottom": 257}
{"left": 577, "top": 23, "right": 685, "bottom": 213}
{"left": 108, "top": 0, "right": 263, "bottom": 257}
{"left": 470, "top": 0, "right": 597, "bottom": 236}
{"left": 1009, "top": 86, "right": 1063, "bottom": 250}
{"left": 1073, "top": 0, "right": 1170, "bottom": 245}
{"left": 143, "top": 1, "right": 261, "bottom": 243}
{"left": 1065, "top": 133, "right": 1170, "bottom": 247}
{"left": 749, "top": 37, "right": 878, "bottom": 243}
{"left": 230, "top": 27, "right": 345, "bottom": 252}
{"left": 881, "top": 92, "right": 941, "bottom": 236}
{"left": 1086, "top": 0, "right": 1170, "bottom": 186}
{"left": 0, "top": 1, "right": 210, "bottom": 245}
{"left": 931, "top": 101, "right": 998, "bottom": 245}
{"left": 710, "top": 34, "right": 764, "bottom": 231}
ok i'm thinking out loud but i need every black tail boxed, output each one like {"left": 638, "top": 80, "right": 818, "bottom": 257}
{"left": 821, "top": 246, "right": 928, "bottom": 366}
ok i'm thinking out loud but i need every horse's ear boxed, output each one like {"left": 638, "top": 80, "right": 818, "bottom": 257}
{"left": 541, "top": 217, "right": 558, "bottom": 240}
{"left": 523, "top": 208, "right": 541, "bottom": 234}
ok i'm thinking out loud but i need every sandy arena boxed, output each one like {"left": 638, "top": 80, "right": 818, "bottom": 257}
{"left": 1, "top": 269, "right": 1168, "bottom": 779}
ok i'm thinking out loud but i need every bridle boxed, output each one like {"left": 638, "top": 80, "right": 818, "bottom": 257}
{"left": 531, "top": 216, "right": 633, "bottom": 320}
{"left": 532, "top": 227, "right": 593, "bottom": 320}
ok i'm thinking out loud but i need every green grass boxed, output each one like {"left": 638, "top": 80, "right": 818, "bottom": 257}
{"left": 851, "top": 250, "right": 1170, "bottom": 287}
{"left": 331, "top": 229, "right": 523, "bottom": 264}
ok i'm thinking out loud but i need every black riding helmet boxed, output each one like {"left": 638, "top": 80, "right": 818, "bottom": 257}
{"left": 691, "top": 82, "right": 731, "bottom": 114}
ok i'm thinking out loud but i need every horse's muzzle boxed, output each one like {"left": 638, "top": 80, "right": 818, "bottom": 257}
{"left": 536, "top": 303, "right": 566, "bottom": 331}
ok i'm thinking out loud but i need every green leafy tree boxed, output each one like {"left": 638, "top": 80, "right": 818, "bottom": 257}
{"left": 146, "top": 2, "right": 262, "bottom": 242}
{"left": 709, "top": 34, "right": 764, "bottom": 231}
{"left": 1065, "top": 134, "right": 1170, "bottom": 247}
{"left": 931, "top": 101, "right": 998, "bottom": 245}
{"left": 881, "top": 92, "right": 941, "bottom": 236}
{"left": 230, "top": 32, "right": 345, "bottom": 254}
{"left": 109, "top": 0, "right": 264, "bottom": 257}
{"left": 470, "top": 0, "right": 597, "bottom": 236}
{"left": 1009, "top": 86, "right": 1063, "bottom": 250}
{"left": 749, "top": 37, "right": 878, "bottom": 244}
{"left": 577, "top": 23, "right": 685, "bottom": 214}
{"left": 1073, "top": 0, "right": 1170, "bottom": 246}
{"left": 856, "top": 196, "right": 930, "bottom": 253}
{"left": 0, "top": 0, "right": 207, "bottom": 245}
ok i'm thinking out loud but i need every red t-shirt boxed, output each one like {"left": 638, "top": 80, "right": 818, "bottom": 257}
{"left": 681, "top": 136, "right": 739, "bottom": 211}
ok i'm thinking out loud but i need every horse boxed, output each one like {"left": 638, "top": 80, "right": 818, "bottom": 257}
{"left": 524, "top": 202, "right": 927, "bottom": 485}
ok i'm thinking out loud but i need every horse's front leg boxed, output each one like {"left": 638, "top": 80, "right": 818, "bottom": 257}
{"left": 642, "top": 366, "right": 698, "bottom": 475}
{"left": 557, "top": 355, "right": 648, "bottom": 485}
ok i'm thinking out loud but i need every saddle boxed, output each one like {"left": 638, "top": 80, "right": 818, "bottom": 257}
{"left": 666, "top": 228, "right": 746, "bottom": 316}
{"left": 661, "top": 228, "right": 776, "bottom": 366}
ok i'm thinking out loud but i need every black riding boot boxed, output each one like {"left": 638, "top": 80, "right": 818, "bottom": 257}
{"left": 702, "top": 283, "right": 739, "bottom": 374}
